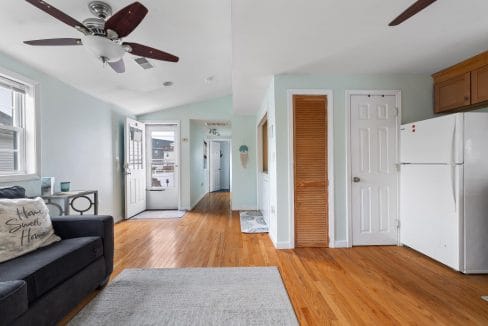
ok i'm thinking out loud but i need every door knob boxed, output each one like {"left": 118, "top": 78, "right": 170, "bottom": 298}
{"left": 353, "top": 177, "right": 361, "bottom": 183}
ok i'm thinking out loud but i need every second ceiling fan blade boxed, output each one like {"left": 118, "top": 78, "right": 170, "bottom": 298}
{"left": 24, "top": 38, "right": 82, "bottom": 46}
{"left": 105, "top": 2, "right": 148, "bottom": 38}
{"left": 108, "top": 59, "right": 126, "bottom": 73}
{"left": 25, "top": 0, "right": 87, "bottom": 32}
{"left": 389, "top": 0, "right": 436, "bottom": 26}
{"left": 124, "top": 42, "right": 179, "bottom": 62}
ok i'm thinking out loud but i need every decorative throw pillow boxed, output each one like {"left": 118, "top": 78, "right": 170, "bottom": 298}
{"left": 0, "top": 197, "right": 60, "bottom": 263}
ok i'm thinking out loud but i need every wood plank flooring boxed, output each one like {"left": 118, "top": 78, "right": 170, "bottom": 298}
{"left": 63, "top": 192, "right": 488, "bottom": 325}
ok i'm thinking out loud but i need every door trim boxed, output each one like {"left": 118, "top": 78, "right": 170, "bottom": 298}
{"left": 287, "top": 89, "right": 335, "bottom": 248}
{"left": 345, "top": 90, "right": 402, "bottom": 248}
{"left": 143, "top": 120, "right": 182, "bottom": 211}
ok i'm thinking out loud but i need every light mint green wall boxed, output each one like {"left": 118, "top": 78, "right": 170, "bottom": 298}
{"left": 189, "top": 120, "right": 210, "bottom": 207}
{"left": 138, "top": 96, "right": 257, "bottom": 210}
{"left": 272, "top": 74, "right": 434, "bottom": 245}
{"left": 0, "top": 51, "right": 128, "bottom": 221}
{"left": 231, "top": 116, "right": 257, "bottom": 210}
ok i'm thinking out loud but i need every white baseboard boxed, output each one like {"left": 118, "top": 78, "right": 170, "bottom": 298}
{"left": 232, "top": 205, "right": 258, "bottom": 211}
{"left": 270, "top": 238, "right": 294, "bottom": 249}
{"left": 331, "top": 240, "right": 349, "bottom": 248}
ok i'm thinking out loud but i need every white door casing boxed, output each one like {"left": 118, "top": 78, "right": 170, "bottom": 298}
{"left": 348, "top": 92, "right": 400, "bottom": 246}
{"left": 209, "top": 141, "right": 221, "bottom": 192}
{"left": 145, "top": 124, "right": 179, "bottom": 210}
{"left": 124, "top": 118, "right": 146, "bottom": 218}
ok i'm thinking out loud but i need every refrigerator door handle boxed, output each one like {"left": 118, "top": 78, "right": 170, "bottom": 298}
{"left": 450, "top": 164, "right": 457, "bottom": 212}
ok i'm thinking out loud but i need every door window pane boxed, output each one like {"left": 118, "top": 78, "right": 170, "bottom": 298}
{"left": 150, "top": 131, "right": 175, "bottom": 188}
{"left": 129, "top": 127, "right": 143, "bottom": 169}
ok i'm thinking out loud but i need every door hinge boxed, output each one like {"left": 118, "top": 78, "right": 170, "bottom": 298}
{"left": 395, "top": 107, "right": 399, "bottom": 117}
{"left": 396, "top": 219, "right": 401, "bottom": 229}
{"left": 395, "top": 163, "right": 401, "bottom": 172}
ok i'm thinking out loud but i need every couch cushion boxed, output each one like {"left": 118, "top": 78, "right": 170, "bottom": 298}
{"left": 0, "top": 236, "right": 103, "bottom": 303}
{"left": 0, "top": 186, "right": 26, "bottom": 199}
{"left": 0, "top": 280, "right": 28, "bottom": 326}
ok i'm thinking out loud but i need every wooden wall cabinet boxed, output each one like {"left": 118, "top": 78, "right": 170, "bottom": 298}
{"left": 433, "top": 51, "right": 488, "bottom": 114}
{"left": 434, "top": 72, "right": 470, "bottom": 113}
{"left": 471, "top": 65, "right": 488, "bottom": 104}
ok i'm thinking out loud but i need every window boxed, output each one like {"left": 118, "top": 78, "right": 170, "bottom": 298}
{"left": 260, "top": 116, "right": 268, "bottom": 174}
{"left": 0, "top": 70, "right": 38, "bottom": 180}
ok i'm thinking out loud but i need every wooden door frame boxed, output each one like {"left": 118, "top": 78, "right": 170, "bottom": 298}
{"left": 345, "top": 90, "right": 402, "bottom": 248}
{"left": 140, "top": 120, "right": 182, "bottom": 211}
{"left": 287, "top": 89, "right": 335, "bottom": 248}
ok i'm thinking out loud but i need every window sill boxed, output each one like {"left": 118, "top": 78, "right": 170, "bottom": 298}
{"left": 0, "top": 173, "right": 40, "bottom": 183}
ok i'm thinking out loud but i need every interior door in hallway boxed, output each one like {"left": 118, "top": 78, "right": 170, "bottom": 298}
{"left": 124, "top": 118, "right": 146, "bottom": 218}
{"left": 293, "top": 95, "right": 328, "bottom": 248}
{"left": 350, "top": 93, "right": 399, "bottom": 245}
{"left": 209, "top": 141, "right": 221, "bottom": 192}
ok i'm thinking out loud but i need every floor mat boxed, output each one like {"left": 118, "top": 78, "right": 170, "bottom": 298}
{"left": 131, "top": 210, "right": 186, "bottom": 219}
{"left": 240, "top": 211, "right": 269, "bottom": 233}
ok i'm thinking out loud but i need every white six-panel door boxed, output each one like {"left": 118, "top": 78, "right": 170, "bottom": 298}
{"left": 124, "top": 118, "right": 146, "bottom": 218}
{"left": 350, "top": 93, "right": 399, "bottom": 245}
{"left": 209, "top": 141, "right": 221, "bottom": 192}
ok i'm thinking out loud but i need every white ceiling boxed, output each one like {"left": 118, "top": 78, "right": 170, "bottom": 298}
{"left": 1, "top": 1, "right": 488, "bottom": 116}
{"left": 0, "top": 0, "right": 232, "bottom": 114}
{"left": 232, "top": 0, "right": 488, "bottom": 114}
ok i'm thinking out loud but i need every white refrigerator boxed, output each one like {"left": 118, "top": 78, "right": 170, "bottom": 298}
{"left": 400, "top": 112, "right": 488, "bottom": 274}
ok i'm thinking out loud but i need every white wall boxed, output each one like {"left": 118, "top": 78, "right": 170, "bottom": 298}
{"left": 0, "top": 51, "right": 127, "bottom": 221}
{"left": 256, "top": 79, "right": 278, "bottom": 245}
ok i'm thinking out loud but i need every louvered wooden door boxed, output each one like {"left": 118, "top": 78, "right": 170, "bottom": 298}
{"left": 293, "top": 95, "right": 328, "bottom": 247}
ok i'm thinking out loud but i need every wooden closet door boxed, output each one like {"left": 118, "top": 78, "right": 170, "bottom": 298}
{"left": 293, "top": 95, "right": 328, "bottom": 247}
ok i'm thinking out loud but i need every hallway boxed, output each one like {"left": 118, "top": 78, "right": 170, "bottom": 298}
{"left": 66, "top": 192, "right": 488, "bottom": 325}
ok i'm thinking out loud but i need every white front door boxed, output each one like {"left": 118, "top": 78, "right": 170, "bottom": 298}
{"left": 350, "top": 93, "right": 400, "bottom": 245}
{"left": 124, "top": 118, "right": 146, "bottom": 218}
{"left": 209, "top": 141, "right": 221, "bottom": 192}
{"left": 146, "top": 124, "right": 179, "bottom": 210}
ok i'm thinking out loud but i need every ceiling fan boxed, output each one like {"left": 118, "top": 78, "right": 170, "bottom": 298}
{"left": 389, "top": 0, "right": 436, "bottom": 26}
{"left": 23, "top": 0, "right": 179, "bottom": 73}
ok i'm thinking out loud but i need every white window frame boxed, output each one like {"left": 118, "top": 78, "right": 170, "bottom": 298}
{"left": 0, "top": 66, "right": 40, "bottom": 182}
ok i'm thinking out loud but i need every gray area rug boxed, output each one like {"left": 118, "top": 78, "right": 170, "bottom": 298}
{"left": 70, "top": 267, "right": 298, "bottom": 326}
{"left": 131, "top": 210, "right": 186, "bottom": 219}
{"left": 240, "top": 211, "right": 269, "bottom": 233}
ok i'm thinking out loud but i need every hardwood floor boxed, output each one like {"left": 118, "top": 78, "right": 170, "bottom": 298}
{"left": 63, "top": 192, "right": 488, "bottom": 325}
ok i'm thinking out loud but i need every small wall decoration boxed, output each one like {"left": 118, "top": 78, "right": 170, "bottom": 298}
{"left": 203, "top": 141, "right": 208, "bottom": 169}
{"left": 239, "top": 145, "right": 249, "bottom": 168}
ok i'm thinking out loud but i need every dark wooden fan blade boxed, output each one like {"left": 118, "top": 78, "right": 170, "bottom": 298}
{"left": 123, "top": 42, "right": 179, "bottom": 62}
{"left": 24, "top": 38, "right": 82, "bottom": 46}
{"left": 389, "top": 0, "right": 436, "bottom": 26}
{"left": 25, "top": 0, "right": 87, "bottom": 32}
{"left": 105, "top": 2, "right": 148, "bottom": 38}
{"left": 108, "top": 59, "right": 126, "bottom": 73}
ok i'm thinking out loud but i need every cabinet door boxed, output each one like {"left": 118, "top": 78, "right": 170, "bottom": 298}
{"left": 471, "top": 65, "right": 488, "bottom": 104}
{"left": 434, "top": 72, "right": 470, "bottom": 113}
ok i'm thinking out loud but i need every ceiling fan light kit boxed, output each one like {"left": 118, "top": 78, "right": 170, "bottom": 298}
{"left": 23, "top": 0, "right": 179, "bottom": 73}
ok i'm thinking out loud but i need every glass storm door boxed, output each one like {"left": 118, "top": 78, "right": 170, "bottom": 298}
{"left": 146, "top": 124, "right": 179, "bottom": 210}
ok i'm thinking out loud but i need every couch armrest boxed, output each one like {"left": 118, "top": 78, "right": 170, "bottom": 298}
{"left": 0, "top": 280, "right": 28, "bottom": 326}
{"left": 51, "top": 215, "right": 114, "bottom": 277}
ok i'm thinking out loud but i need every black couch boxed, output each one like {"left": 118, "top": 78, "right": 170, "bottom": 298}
{"left": 0, "top": 215, "right": 114, "bottom": 326}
